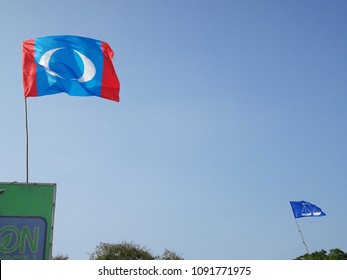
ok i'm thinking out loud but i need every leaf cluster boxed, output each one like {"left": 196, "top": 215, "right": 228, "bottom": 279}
{"left": 295, "top": 248, "right": 347, "bottom": 260}
{"left": 52, "top": 254, "right": 69, "bottom": 260}
{"left": 89, "top": 241, "right": 183, "bottom": 260}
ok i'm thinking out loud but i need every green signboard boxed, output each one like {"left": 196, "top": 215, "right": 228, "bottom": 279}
{"left": 0, "top": 183, "right": 56, "bottom": 260}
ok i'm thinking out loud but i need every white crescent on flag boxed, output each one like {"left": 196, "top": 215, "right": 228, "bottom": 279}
{"left": 38, "top": 48, "right": 96, "bottom": 82}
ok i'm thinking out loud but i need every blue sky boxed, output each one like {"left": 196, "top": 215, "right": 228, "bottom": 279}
{"left": 0, "top": 0, "right": 346, "bottom": 259}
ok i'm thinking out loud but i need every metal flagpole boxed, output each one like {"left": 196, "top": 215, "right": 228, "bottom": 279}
{"left": 25, "top": 97, "right": 29, "bottom": 183}
{"left": 294, "top": 218, "right": 309, "bottom": 254}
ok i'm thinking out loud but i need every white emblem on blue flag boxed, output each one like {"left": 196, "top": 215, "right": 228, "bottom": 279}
{"left": 39, "top": 48, "right": 96, "bottom": 82}
{"left": 301, "top": 202, "right": 322, "bottom": 217}
{"left": 290, "top": 201, "right": 326, "bottom": 218}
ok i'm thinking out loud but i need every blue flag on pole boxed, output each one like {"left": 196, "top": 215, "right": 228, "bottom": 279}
{"left": 290, "top": 201, "right": 326, "bottom": 218}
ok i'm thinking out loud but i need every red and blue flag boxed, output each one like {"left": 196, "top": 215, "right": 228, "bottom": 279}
{"left": 22, "top": 35, "right": 120, "bottom": 102}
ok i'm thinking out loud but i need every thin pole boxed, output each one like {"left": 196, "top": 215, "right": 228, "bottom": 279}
{"left": 294, "top": 218, "right": 309, "bottom": 254}
{"left": 25, "top": 98, "right": 29, "bottom": 183}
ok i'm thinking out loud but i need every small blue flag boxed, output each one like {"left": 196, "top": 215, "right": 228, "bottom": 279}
{"left": 290, "top": 201, "right": 326, "bottom": 219}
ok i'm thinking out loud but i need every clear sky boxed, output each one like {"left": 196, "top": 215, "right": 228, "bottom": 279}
{"left": 0, "top": 0, "right": 346, "bottom": 259}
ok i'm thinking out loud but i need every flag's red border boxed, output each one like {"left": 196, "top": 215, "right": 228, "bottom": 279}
{"left": 23, "top": 39, "right": 38, "bottom": 97}
{"left": 100, "top": 42, "right": 120, "bottom": 102}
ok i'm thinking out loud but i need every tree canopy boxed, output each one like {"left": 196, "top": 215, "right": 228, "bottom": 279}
{"left": 295, "top": 248, "right": 347, "bottom": 260}
{"left": 89, "top": 241, "right": 183, "bottom": 260}
{"left": 52, "top": 254, "right": 69, "bottom": 260}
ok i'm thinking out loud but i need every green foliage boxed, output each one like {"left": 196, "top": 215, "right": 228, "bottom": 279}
{"left": 52, "top": 254, "right": 69, "bottom": 260}
{"left": 90, "top": 242, "right": 153, "bottom": 260}
{"left": 89, "top": 241, "right": 183, "bottom": 260}
{"left": 295, "top": 248, "right": 347, "bottom": 260}
{"left": 156, "top": 249, "right": 183, "bottom": 260}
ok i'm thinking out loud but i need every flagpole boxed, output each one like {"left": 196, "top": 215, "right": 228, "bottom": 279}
{"left": 25, "top": 97, "right": 29, "bottom": 183}
{"left": 294, "top": 218, "right": 309, "bottom": 254}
